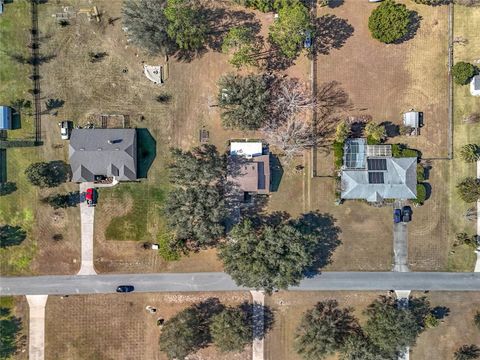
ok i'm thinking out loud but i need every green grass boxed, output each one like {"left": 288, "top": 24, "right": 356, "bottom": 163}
{"left": 0, "top": 296, "right": 14, "bottom": 309}
{"left": 446, "top": 5, "right": 480, "bottom": 271}
{"left": 101, "top": 182, "right": 169, "bottom": 242}
{"left": 0, "top": 147, "right": 40, "bottom": 275}
{"left": 0, "top": 0, "right": 34, "bottom": 139}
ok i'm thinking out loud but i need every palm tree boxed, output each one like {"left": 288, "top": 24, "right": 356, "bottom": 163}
{"left": 455, "top": 344, "right": 480, "bottom": 360}
{"left": 459, "top": 144, "right": 480, "bottom": 163}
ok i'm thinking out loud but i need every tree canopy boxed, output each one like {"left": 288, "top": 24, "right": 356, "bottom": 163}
{"left": 0, "top": 308, "right": 23, "bottom": 359}
{"left": 159, "top": 306, "right": 211, "bottom": 359}
{"left": 364, "top": 122, "right": 386, "bottom": 143}
{"left": 269, "top": 1, "right": 311, "bottom": 59}
{"left": 164, "top": 0, "right": 209, "bottom": 51}
{"left": 222, "top": 26, "right": 262, "bottom": 69}
{"left": 456, "top": 177, "right": 480, "bottom": 203}
{"left": 452, "top": 62, "right": 476, "bottom": 85}
{"left": 459, "top": 144, "right": 480, "bottom": 163}
{"left": 294, "top": 300, "right": 359, "bottom": 360}
{"left": 219, "top": 213, "right": 340, "bottom": 292}
{"left": 210, "top": 306, "right": 252, "bottom": 352}
{"left": 218, "top": 74, "right": 271, "bottom": 130}
{"left": 168, "top": 145, "right": 225, "bottom": 186}
{"left": 25, "top": 161, "right": 68, "bottom": 188}
{"left": 0, "top": 225, "right": 27, "bottom": 248}
{"left": 363, "top": 296, "right": 424, "bottom": 359}
{"left": 233, "top": 0, "right": 300, "bottom": 12}
{"left": 454, "top": 345, "right": 480, "bottom": 360}
{"left": 368, "top": 0, "right": 412, "bottom": 44}
{"left": 122, "top": 0, "right": 174, "bottom": 54}
{"left": 165, "top": 145, "right": 226, "bottom": 250}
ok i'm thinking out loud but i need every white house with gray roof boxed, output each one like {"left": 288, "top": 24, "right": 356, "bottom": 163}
{"left": 341, "top": 139, "right": 417, "bottom": 202}
{"left": 470, "top": 75, "right": 480, "bottom": 96}
{"left": 69, "top": 128, "right": 137, "bottom": 182}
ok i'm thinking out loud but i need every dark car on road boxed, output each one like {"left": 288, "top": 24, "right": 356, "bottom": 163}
{"left": 402, "top": 206, "right": 412, "bottom": 223}
{"left": 393, "top": 209, "right": 402, "bottom": 223}
{"left": 116, "top": 285, "right": 134, "bottom": 293}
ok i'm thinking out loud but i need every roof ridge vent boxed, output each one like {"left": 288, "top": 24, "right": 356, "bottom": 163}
{"left": 97, "top": 147, "right": 102, "bottom": 151}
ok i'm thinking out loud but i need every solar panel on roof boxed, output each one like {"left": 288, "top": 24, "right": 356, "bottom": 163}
{"left": 367, "top": 158, "right": 387, "bottom": 171}
{"left": 368, "top": 172, "right": 384, "bottom": 184}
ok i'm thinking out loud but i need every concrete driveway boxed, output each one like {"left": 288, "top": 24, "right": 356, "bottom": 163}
{"left": 393, "top": 222, "right": 409, "bottom": 272}
{"left": 78, "top": 182, "right": 96, "bottom": 275}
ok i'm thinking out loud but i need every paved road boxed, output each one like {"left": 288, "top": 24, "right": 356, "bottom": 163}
{"left": 1, "top": 272, "right": 480, "bottom": 295}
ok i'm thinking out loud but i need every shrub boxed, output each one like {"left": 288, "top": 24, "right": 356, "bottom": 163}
{"left": 452, "top": 61, "right": 476, "bottom": 85}
{"left": 366, "top": 135, "right": 381, "bottom": 145}
{"left": 392, "top": 144, "right": 402, "bottom": 157}
{"left": 401, "top": 148, "right": 419, "bottom": 158}
{"left": 459, "top": 144, "right": 480, "bottom": 163}
{"left": 333, "top": 141, "right": 344, "bottom": 169}
{"left": 474, "top": 311, "right": 480, "bottom": 331}
{"left": 335, "top": 120, "right": 350, "bottom": 143}
{"left": 364, "top": 121, "right": 386, "bottom": 142}
{"left": 424, "top": 313, "right": 440, "bottom": 328}
{"left": 368, "top": 0, "right": 412, "bottom": 44}
{"left": 456, "top": 177, "right": 480, "bottom": 203}
{"left": 416, "top": 164, "right": 425, "bottom": 182}
{"left": 412, "top": 0, "right": 450, "bottom": 4}
{"left": 464, "top": 113, "right": 480, "bottom": 124}
{"left": 25, "top": 161, "right": 68, "bottom": 188}
{"left": 412, "top": 183, "right": 427, "bottom": 205}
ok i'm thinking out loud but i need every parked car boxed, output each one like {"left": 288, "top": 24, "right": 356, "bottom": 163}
{"left": 85, "top": 188, "right": 97, "bottom": 207}
{"left": 116, "top": 285, "right": 134, "bottom": 293}
{"left": 59, "top": 120, "right": 72, "bottom": 140}
{"left": 402, "top": 206, "right": 412, "bottom": 223}
{"left": 393, "top": 209, "right": 402, "bottom": 223}
{"left": 304, "top": 30, "right": 312, "bottom": 49}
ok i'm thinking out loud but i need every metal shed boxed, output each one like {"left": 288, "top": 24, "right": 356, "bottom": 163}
{"left": 0, "top": 106, "right": 12, "bottom": 130}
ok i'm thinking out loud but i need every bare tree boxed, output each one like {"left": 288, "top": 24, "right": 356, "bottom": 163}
{"left": 263, "top": 114, "right": 315, "bottom": 159}
{"left": 271, "top": 78, "right": 316, "bottom": 121}
{"left": 464, "top": 207, "right": 477, "bottom": 222}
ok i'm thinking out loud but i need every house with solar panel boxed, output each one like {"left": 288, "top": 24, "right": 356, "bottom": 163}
{"left": 340, "top": 138, "right": 417, "bottom": 202}
{"left": 69, "top": 128, "right": 137, "bottom": 182}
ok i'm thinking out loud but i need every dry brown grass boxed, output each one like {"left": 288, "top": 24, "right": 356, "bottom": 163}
{"left": 45, "top": 292, "right": 252, "bottom": 360}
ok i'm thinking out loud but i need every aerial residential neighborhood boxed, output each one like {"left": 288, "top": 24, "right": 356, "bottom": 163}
{"left": 0, "top": 0, "right": 479, "bottom": 359}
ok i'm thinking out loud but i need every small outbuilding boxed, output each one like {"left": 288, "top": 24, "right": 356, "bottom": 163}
{"left": 403, "top": 111, "right": 420, "bottom": 128}
{"left": 0, "top": 106, "right": 12, "bottom": 130}
{"left": 470, "top": 75, "right": 480, "bottom": 96}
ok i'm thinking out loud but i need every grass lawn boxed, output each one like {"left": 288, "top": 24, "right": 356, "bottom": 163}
{"left": 446, "top": 5, "right": 480, "bottom": 271}
{"left": 0, "top": 0, "right": 34, "bottom": 139}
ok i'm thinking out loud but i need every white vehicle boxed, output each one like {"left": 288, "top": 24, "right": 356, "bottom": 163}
{"left": 59, "top": 121, "right": 72, "bottom": 140}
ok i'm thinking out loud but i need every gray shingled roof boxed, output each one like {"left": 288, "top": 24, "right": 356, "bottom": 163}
{"left": 341, "top": 157, "right": 417, "bottom": 202}
{"left": 69, "top": 129, "right": 137, "bottom": 182}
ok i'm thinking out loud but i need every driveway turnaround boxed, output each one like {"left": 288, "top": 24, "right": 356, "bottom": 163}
{"left": 1, "top": 272, "right": 480, "bottom": 296}
{"left": 78, "top": 183, "right": 97, "bottom": 275}
{"left": 26, "top": 295, "right": 48, "bottom": 360}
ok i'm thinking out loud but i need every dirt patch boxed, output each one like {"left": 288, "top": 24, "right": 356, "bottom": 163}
{"left": 411, "top": 291, "right": 480, "bottom": 360}
{"left": 45, "top": 292, "right": 252, "bottom": 360}
{"left": 264, "top": 291, "right": 383, "bottom": 360}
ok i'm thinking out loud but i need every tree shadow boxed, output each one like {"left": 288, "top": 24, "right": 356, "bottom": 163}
{"left": 380, "top": 121, "right": 399, "bottom": 137}
{"left": 327, "top": 0, "right": 344, "bottom": 8}
{"left": 295, "top": 211, "right": 342, "bottom": 274}
{"left": 314, "top": 14, "right": 354, "bottom": 55}
{"left": 136, "top": 128, "right": 156, "bottom": 178}
{"left": 264, "top": 41, "right": 296, "bottom": 71}
{"left": 240, "top": 301, "right": 275, "bottom": 341}
{"left": 431, "top": 306, "right": 450, "bottom": 319}
{"left": 49, "top": 160, "right": 70, "bottom": 185}
{"left": 395, "top": 10, "right": 422, "bottom": 44}
{"left": 10, "top": 109, "right": 21, "bottom": 130}
{"left": 0, "top": 225, "right": 27, "bottom": 248}
{"left": 0, "top": 312, "right": 23, "bottom": 358}
{"left": 317, "top": 81, "right": 352, "bottom": 116}
{"left": 270, "top": 154, "right": 283, "bottom": 192}
{"left": 0, "top": 149, "right": 6, "bottom": 183}
{"left": 423, "top": 182, "right": 432, "bottom": 201}
{"left": 0, "top": 182, "right": 17, "bottom": 196}
{"left": 194, "top": 297, "right": 225, "bottom": 323}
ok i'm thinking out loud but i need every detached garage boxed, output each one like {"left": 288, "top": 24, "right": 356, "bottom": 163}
{"left": 0, "top": 106, "right": 12, "bottom": 130}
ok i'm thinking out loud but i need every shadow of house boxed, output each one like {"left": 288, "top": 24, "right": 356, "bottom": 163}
{"left": 136, "top": 128, "right": 156, "bottom": 178}
{"left": 11, "top": 110, "right": 21, "bottom": 130}
{"left": 0, "top": 149, "right": 6, "bottom": 183}
{"left": 270, "top": 154, "right": 283, "bottom": 192}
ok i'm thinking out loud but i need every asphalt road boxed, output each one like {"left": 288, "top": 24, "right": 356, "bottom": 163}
{"left": 1, "top": 272, "right": 480, "bottom": 295}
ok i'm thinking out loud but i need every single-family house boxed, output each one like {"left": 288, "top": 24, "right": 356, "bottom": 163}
{"left": 0, "top": 106, "right": 12, "bottom": 130}
{"left": 69, "top": 128, "right": 137, "bottom": 182}
{"left": 341, "top": 138, "right": 417, "bottom": 202}
{"left": 470, "top": 75, "right": 480, "bottom": 96}
{"left": 227, "top": 141, "right": 270, "bottom": 200}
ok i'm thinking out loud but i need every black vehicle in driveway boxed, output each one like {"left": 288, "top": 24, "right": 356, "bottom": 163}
{"left": 402, "top": 206, "right": 412, "bottom": 223}
{"left": 116, "top": 285, "right": 134, "bottom": 293}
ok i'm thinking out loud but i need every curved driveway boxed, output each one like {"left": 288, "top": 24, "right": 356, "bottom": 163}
{"left": 1, "top": 272, "right": 480, "bottom": 296}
